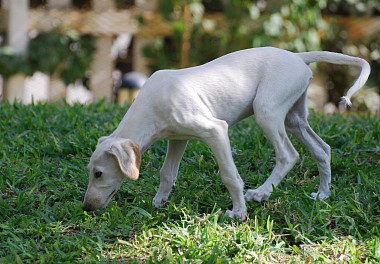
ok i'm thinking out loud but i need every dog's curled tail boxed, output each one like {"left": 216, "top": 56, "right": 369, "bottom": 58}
{"left": 298, "top": 51, "right": 371, "bottom": 108}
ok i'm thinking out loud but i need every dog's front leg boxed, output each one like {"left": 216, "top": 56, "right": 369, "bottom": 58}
{"left": 153, "top": 140, "right": 188, "bottom": 207}
{"left": 202, "top": 119, "right": 247, "bottom": 221}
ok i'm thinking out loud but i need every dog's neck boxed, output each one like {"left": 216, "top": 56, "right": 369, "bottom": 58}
{"left": 111, "top": 104, "right": 161, "bottom": 153}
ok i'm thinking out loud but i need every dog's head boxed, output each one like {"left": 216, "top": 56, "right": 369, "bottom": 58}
{"left": 82, "top": 136, "right": 141, "bottom": 211}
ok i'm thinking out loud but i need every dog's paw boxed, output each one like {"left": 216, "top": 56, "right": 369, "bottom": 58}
{"left": 152, "top": 195, "right": 167, "bottom": 208}
{"left": 245, "top": 189, "right": 271, "bottom": 203}
{"left": 225, "top": 209, "right": 247, "bottom": 221}
{"left": 311, "top": 191, "right": 330, "bottom": 200}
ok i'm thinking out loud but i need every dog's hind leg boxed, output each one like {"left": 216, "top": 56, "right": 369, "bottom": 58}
{"left": 285, "top": 92, "right": 331, "bottom": 200}
{"left": 153, "top": 140, "right": 188, "bottom": 207}
{"left": 245, "top": 106, "right": 299, "bottom": 202}
{"left": 245, "top": 74, "right": 308, "bottom": 203}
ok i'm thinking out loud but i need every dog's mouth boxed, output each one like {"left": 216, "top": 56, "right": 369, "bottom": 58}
{"left": 107, "top": 189, "right": 117, "bottom": 200}
{"left": 98, "top": 189, "right": 118, "bottom": 210}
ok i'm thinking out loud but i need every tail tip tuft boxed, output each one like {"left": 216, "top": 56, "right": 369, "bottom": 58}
{"left": 340, "top": 96, "right": 352, "bottom": 108}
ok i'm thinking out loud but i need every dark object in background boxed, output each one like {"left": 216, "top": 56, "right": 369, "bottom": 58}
{"left": 117, "top": 72, "right": 147, "bottom": 105}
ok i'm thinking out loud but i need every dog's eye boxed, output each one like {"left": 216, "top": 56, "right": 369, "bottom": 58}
{"left": 94, "top": 171, "right": 102, "bottom": 178}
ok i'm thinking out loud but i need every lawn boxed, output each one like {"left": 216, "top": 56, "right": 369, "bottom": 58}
{"left": 0, "top": 101, "right": 379, "bottom": 263}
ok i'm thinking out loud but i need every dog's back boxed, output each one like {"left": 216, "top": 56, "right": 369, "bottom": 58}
{"left": 138, "top": 47, "right": 311, "bottom": 126}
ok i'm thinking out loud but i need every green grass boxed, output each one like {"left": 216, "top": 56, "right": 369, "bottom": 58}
{"left": 0, "top": 100, "right": 379, "bottom": 263}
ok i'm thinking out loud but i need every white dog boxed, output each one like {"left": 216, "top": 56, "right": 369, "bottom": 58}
{"left": 83, "top": 47, "right": 370, "bottom": 220}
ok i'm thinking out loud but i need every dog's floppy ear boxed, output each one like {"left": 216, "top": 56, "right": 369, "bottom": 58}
{"left": 107, "top": 139, "right": 141, "bottom": 180}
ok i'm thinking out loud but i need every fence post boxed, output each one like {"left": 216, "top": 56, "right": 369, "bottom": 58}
{"left": 180, "top": 4, "right": 192, "bottom": 69}
{"left": 4, "top": 0, "right": 29, "bottom": 103}
{"left": 133, "top": 0, "right": 158, "bottom": 76}
{"left": 46, "top": 0, "right": 72, "bottom": 102}
{"left": 89, "top": 0, "right": 115, "bottom": 102}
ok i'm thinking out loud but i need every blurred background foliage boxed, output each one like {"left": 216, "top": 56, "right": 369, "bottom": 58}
{"left": 0, "top": 0, "right": 379, "bottom": 109}
{"left": 144, "top": 0, "right": 379, "bottom": 66}
{"left": 0, "top": 31, "right": 95, "bottom": 85}
{"left": 146, "top": 0, "right": 328, "bottom": 69}
{"left": 28, "top": 32, "right": 95, "bottom": 85}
